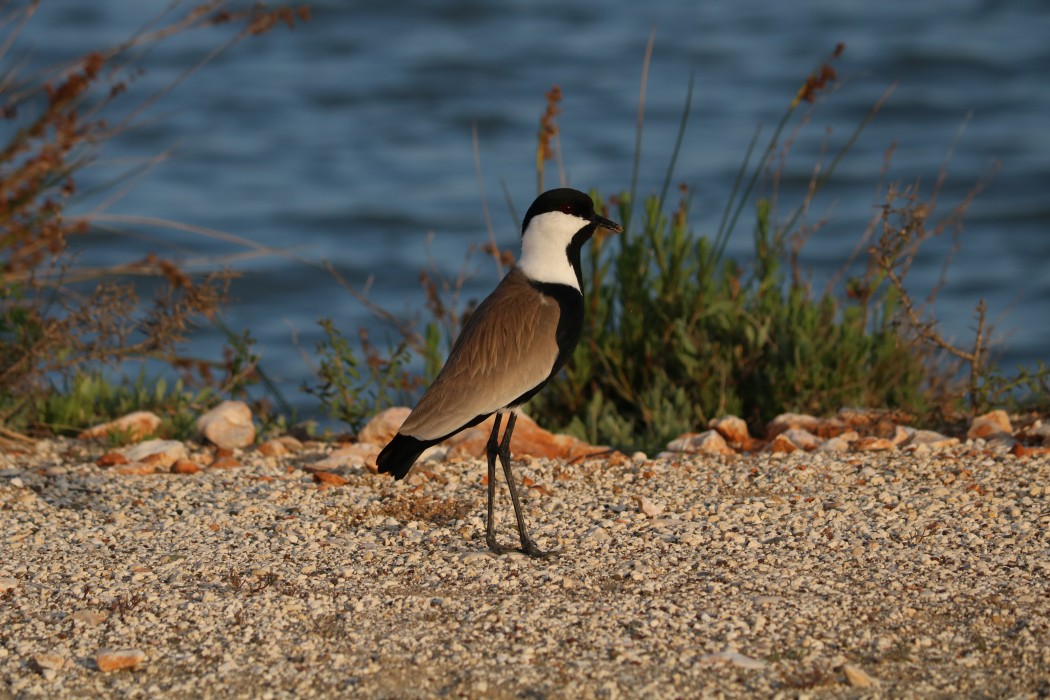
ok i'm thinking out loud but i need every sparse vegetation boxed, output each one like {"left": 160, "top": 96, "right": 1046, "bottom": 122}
{"left": 0, "top": 2, "right": 308, "bottom": 437}
{"left": 303, "top": 318, "right": 419, "bottom": 434}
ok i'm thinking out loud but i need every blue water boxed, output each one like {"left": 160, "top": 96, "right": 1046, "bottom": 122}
{"left": 10, "top": 1, "right": 1049, "bottom": 414}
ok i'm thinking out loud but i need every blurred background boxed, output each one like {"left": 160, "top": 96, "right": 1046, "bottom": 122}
{"left": 14, "top": 0, "right": 1050, "bottom": 416}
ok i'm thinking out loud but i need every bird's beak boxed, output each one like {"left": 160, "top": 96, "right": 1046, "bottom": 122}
{"left": 590, "top": 213, "right": 624, "bottom": 234}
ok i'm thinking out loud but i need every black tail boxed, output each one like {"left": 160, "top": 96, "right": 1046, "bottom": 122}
{"left": 376, "top": 433, "right": 431, "bottom": 480}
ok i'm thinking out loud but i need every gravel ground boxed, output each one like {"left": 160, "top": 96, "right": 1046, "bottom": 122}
{"left": 1, "top": 438, "right": 1048, "bottom": 698}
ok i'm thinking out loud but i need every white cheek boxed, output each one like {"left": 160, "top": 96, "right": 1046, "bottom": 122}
{"left": 517, "top": 211, "right": 585, "bottom": 289}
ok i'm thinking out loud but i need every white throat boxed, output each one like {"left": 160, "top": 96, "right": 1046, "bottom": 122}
{"left": 516, "top": 211, "right": 589, "bottom": 290}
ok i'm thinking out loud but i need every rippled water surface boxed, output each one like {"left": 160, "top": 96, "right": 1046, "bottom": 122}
{"left": 13, "top": 1, "right": 1050, "bottom": 413}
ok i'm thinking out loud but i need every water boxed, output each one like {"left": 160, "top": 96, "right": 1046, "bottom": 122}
{"left": 10, "top": 0, "right": 1049, "bottom": 415}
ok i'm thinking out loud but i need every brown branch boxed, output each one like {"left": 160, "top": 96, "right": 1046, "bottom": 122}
{"left": 876, "top": 253, "right": 989, "bottom": 410}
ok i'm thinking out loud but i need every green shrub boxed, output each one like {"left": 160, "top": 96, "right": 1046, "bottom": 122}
{"left": 303, "top": 318, "right": 421, "bottom": 433}
{"left": 530, "top": 190, "right": 940, "bottom": 452}
{"left": 33, "top": 370, "right": 211, "bottom": 442}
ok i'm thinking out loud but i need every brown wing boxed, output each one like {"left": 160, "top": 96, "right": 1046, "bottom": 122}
{"left": 399, "top": 268, "right": 560, "bottom": 441}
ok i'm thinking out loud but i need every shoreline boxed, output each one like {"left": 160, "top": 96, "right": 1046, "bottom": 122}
{"left": 2, "top": 435, "right": 1048, "bottom": 698}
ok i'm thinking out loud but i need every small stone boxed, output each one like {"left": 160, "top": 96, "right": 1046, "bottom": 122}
{"left": 122, "top": 439, "right": 186, "bottom": 469}
{"left": 209, "top": 457, "right": 242, "bottom": 469}
{"left": 196, "top": 401, "right": 256, "bottom": 449}
{"left": 889, "top": 425, "right": 911, "bottom": 446}
{"left": 818, "top": 431, "right": 858, "bottom": 452}
{"left": 907, "top": 429, "right": 959, "bottom": 451}
{"left": 700, "top": 651, "right": 767, "bottom": 670}
{"left": 665, "top": 430, "right": 735, "bottom": 456}
{"left": 852, "top": 437, "right": 896, "bottom": 452}
{"left": 837, "top": 407, "right": 885, "bottom": 428}
{"left": 1011, "top": 443, "right": 1050, "bottom": 458}
{"left": 313, "top": 471, "right": 349, "bottom": 487}
{"left": 843, "top": 663, "right": 879, "bottom": 687}
{"left": 764, "top": 433, "right": 798, "bottom": 454}
{"left": 766, "top": 412, "right": 821, "bottom": 438}
{"left": 79, "top": 411, "right": 161, "bottom": 443}
{"left": 311, "top": 443, "right": 379, "bottom": 472}
{"left": 114, "top": 462, "right": 159, "bottom": 476}
{"left": 967, "top": 410, "right": 1012, "bottom": 440}
{"left": 1026, "top": 421, "right": 1050, "bottom": 445}
{"left": 582, "top": 526, "right": 609, "bottom": 541}
{"left": 813, "top": 417, "right": 851, "bottom": 438}
{"left": 446, "top": 413, "right": 604, "bottom": 462}
{"left": 727, "top": 652, "right": 767, "bottom": 670}
{"left": 710, "top": 415, "right": 750, "bottom": 446}
{"left": 171, "top": 459, "right": 201, "bottom": 475}
{"left": 276, "top": 435, "right": 304, "bottom": 452}
{"left": 460, "top": 552, "right": 492, "bottom": 564}
{"left": 780, "top": 428, "right": 822, "bottom": 451}
{"left": 358, "top": 407, "right": 411, "bottom": 446}
{"left": 257, "top": 439, "right": 290, "bottom": 457}
{"left": 418, "top": 445, "right": 448, "bottom": 464}
{"left": 986, "top": 433, "right": 1019, "bottom": 452}
{"left": 72, "top": 609, "right": 107, "bottom": 626}
{"left": 256, "top": 436, "right": 304, "bottom": 457}
{"left": 636, "top": 496, "right": 664, "bottom": 517}
{"left": 96, "top": 451, "right": 130, "bottom": 467}
{"left": 0, "top": 577, "right": 18, "bottom": 592}
{"left": 33, "top": 652, "right": 66, "bottom": 672}
{"left": 96, "top": 648, "right": 146, "bottom": 672}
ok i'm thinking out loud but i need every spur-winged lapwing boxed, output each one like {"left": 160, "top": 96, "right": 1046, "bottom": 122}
{"left": 376, "top": 188, "right": 622, "bottom": 557}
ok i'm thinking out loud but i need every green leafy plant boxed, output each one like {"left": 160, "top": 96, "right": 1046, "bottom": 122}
{"left": 303, "top": 318, "right": 421, "bottom": 433}
{"left": 32, "top": 370, "right": 212, "bottom": 441}
{"left": 530, "top": 187, "right": 940, "bottom": 452}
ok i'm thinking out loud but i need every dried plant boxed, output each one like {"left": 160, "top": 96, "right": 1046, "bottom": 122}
{"left": 0, "top": 1, "right": 308, "bottom": 435}
{"left": 536, "top": 85, "right": 562, "bottom": 193}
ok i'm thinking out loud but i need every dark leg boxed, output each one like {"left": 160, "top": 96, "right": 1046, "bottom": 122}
{"left": 497, "top": 413, "right": 550, "bottom": 557}
{"left": 484, "top": 413, "right": 506, "bottom": 554}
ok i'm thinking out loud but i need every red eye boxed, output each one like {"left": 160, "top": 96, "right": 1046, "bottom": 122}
{"left": 559, "top": 204, "right": 575, "bottom": 215}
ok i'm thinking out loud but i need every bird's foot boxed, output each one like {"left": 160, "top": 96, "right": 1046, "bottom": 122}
{"left": 485, "top": 533, "right": 510, "bottom": 555}
{"left": 519, "top": 540, "right": 556, "bottom": 558}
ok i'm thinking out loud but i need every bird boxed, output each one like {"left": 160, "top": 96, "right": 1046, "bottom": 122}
{"left": 376, "top": 188, "right": 623, "bottom": 557}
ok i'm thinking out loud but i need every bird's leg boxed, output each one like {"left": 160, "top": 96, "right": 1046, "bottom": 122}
{"left": 497, "top": 413, "right": 550, "bottom": 558}
{"left": 484, "top": 413, "right": 506, "bottom": 554}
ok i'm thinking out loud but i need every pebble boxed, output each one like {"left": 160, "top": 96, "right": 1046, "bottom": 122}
{"left": 196, "top": 400, "right": 256, "bottom": 449}
{"left": 710, "top": 415, "right": 750, "bottom": 445}
{"left": 96, "top": 648, "right": 147, "bottom": 672}
{"left": 122, "top": 439, "right": 187, "bottom": 468}
{"left": 663, "top": 430, "right": 735, "bottom": 456}
{"left": 0, "top": 434, "right": 1046, "bottom": 698}
{"left": 79, "top": 411, "right": 162, "bottom": 442}
{"left": 967, "top": 410, "right": 1012, "bottom": 439}
{"left": 843, "top": 663, "right": 880, "bottom": 687}
{"left": 357, "top": 407, "right": 411, "bottom": 446}
{"left": 72, "top": 609, "right": 107, "bottom": 626}
{"left": 700, "top": 651, "right": 768, "bottom": 670}
{"left": 33, "top": 652, "right": 66, "bottom": 671}
{"left": 636, "top": 495, "right": 665, "bottom": 517}
{"left": 310, "top": 443, "right": 379, "bottom": 471}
